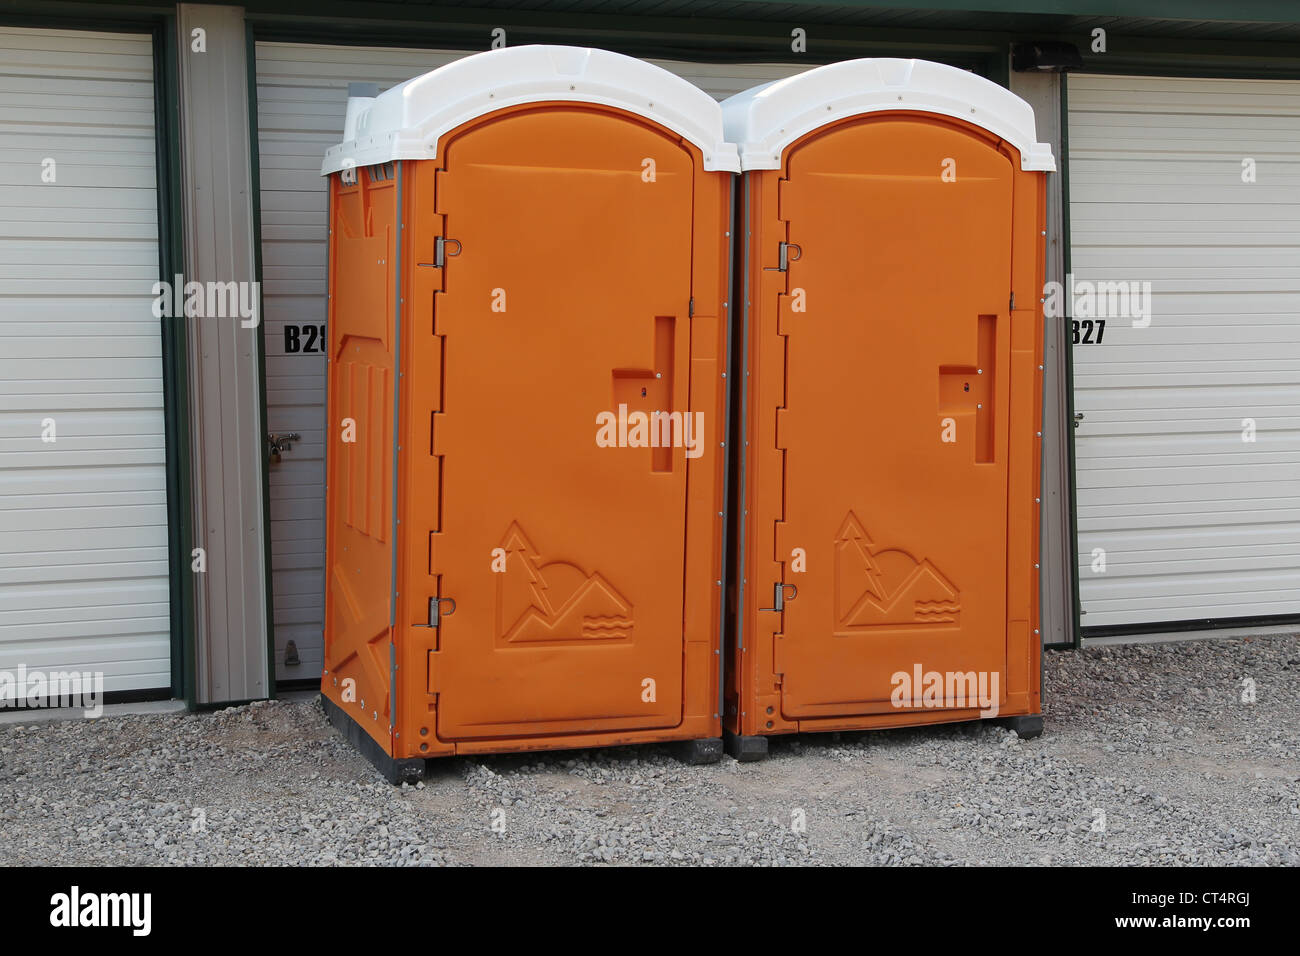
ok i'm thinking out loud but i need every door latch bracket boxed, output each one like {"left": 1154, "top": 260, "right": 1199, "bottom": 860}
{"left": 413, "top": 596, "right": 457, "bottom": 628}
{"left": 418, "top": 237, "right": 463, "bottom": 269}
{"left": 762, "top": 242, "right": 802, "bottom": 273}
{"left": 759, "top": 582, "right": 798, "bottom": 612}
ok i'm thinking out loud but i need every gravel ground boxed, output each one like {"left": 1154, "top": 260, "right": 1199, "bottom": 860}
{"left": 1, "top": 634, "right": 1296, "bottom": 866}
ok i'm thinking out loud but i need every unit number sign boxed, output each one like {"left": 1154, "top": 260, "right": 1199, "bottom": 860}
{"left": 284, "top": 324, "right": 327, "bottom": 354}
{"left": 1071, "top": 319, "right": 1106, "bottom": 345}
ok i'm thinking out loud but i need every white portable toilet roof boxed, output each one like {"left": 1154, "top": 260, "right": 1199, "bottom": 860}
{"left": 721, "top": 58, "right": 1055, "bottom": 172}
{"left": 322, "top": 45, "right": 740, "bottom": 175}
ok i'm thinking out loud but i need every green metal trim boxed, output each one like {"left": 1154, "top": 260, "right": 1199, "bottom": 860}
{"left": 1012, "top": 30, "right": 1300, "bottom": 78}
{"left": 245, "top": 20, "right": 279, "bottom": 699}
{"left": 987, "top": 48, "right": 1011, "bottom": 89}
{"left": 15, "top": 0, "right": 1300, "bottom": 27}
{"left": 154, "top": 15, "right": 197, "bottom": 703}
{"left": 0, "top": 5, "right": 166, "bottom": 30}
{"left": 236, "top": 0, "right": 1300, "bottom": 29}
{"left": 243, "top": 3, "right": 1008, "bottom": 67}
{"left": 1083, "top": 612, "right": 1300, "bottom": 640}
{"left": 632, "top": 0, "right": 1300, "bottom": 18}
{"left": 1058, "top": 72, "right": 1082, "bottom": 651}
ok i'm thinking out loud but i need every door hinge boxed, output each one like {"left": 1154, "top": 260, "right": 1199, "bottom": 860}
{"left": 763, "top": 241, "right": 802, "bottom": 273}
{"left": 1009, "top": 291, "right": 1016, "bottom": 310}
{"left": 688, "top": 297, "right": 695, "bottom": 317}
{"left": 418, "top": 237, "right": 462, "bottom": 269}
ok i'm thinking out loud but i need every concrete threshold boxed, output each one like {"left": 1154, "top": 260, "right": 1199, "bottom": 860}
{"left": 0, "top": 698, "right": 188, "bottom": 727}
{"left": 1083, "top": 625, "right": 1298, "bottom": 648}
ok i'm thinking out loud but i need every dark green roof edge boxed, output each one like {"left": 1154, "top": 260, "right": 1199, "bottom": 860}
{"left": 694, "top": 0, "right": 1300, "bottom": 22}
{"left": 7, "top": 0, "right": 1300, "bottom": 27}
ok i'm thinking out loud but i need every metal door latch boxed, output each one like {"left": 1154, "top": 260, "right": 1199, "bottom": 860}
{"left": 1073, "top": 412, "right": 1085, "bottom": 429}
{"left": 413, "top": 596, "right": 457, "bottom": 628}
{"left": 267, "top": 432, "right": 301, "bottom": 464}
{"left": 759, "top": 582, "right": 798, "bottom": 612}
{"left": 418, "top": 237, "right": 463, "bottom": 268}
{"left": 763, "top": 242, "right": 802, "bottom": 273}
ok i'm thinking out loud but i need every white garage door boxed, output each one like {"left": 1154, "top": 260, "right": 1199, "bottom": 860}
{"left": 0, "top": 27, "right": 170, "bottom": 692}
{"left": 1069, "top": 74, "right": 1300, "bottom": 628}
{"left": 254, "top": 41, "right": 803, "bottom": 682}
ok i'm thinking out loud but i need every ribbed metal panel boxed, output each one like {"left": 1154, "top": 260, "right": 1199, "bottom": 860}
{"left": 178, "top": 4, "right": 269, "bottom": 703}
{"left": 1068, "top": 73, "right": 1300, "bottom": 627}
{"left": 0, "top": 26, "right": 170, "bottom": 693}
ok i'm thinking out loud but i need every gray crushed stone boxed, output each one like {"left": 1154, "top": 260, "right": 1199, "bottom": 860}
{"left": 0, "top": 634, "right": 1295, "bottom": 865}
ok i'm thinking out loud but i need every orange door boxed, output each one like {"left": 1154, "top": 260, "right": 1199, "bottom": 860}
{"left": 774, "top": 116, "right": 1013, "bottom": 718}
{"left": 427, "top": 107, "right": 697, "bottom": 741}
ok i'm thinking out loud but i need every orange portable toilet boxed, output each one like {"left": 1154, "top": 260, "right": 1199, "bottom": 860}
{"left": 319, "top": 46, "right": 739, "bottom": 782}
{"left": 721, "top": 59, "right": 1054, "bottom": 760}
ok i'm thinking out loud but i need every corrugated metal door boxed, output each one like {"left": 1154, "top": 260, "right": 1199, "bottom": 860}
{"left": 1068, "top": 74, "right": 1300, "bottom": 628}
{"left": 254, "top": 41, "right": 802, "bottom": 681}
{"left": 0, "top": 27, "right": 170, "bottom": 692}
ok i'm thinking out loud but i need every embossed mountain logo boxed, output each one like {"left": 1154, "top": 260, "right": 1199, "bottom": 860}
{"left": 496, "top": 522, "right": 634, "bottom": 644}
{"left": 834, "top": 512, "right": 960, "bottom": 630}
